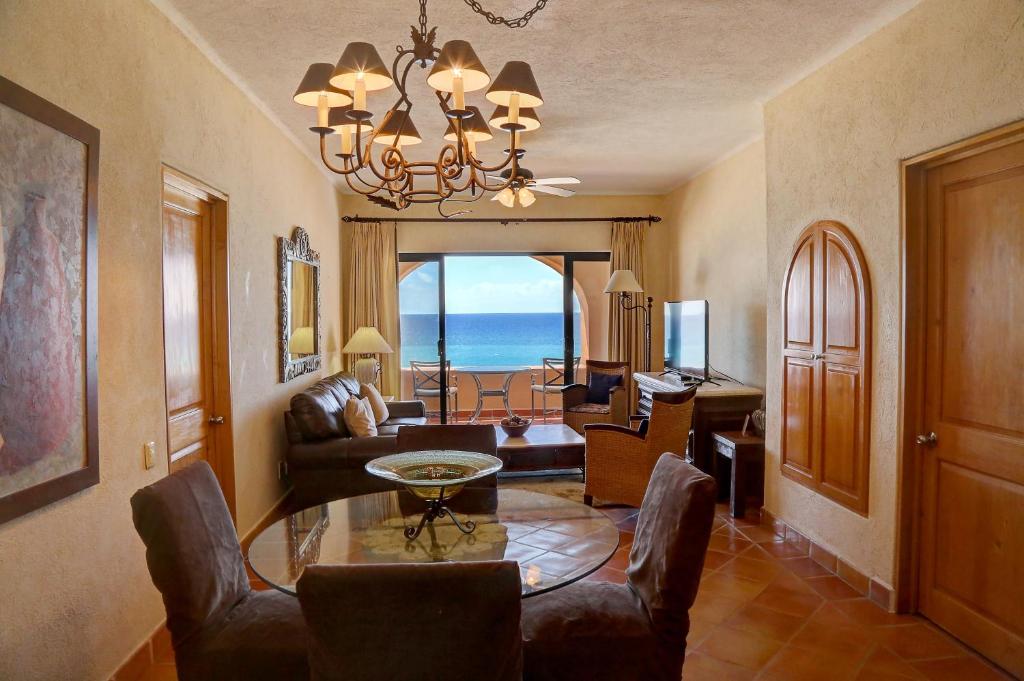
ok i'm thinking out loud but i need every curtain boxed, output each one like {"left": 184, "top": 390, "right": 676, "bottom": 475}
{"left": 608, "top": 219, "right": 647, "bottom": 382}
{"left": 344, "top": 221, "right": 400, "bottom": 396}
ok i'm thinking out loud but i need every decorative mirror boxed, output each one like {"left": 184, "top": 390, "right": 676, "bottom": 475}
{"left": 279, "top": 226, "right": 321, "bottom": 382}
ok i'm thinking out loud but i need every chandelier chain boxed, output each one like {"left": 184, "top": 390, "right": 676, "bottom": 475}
{"left": 418, "top": 0, "right": 428, "bottom": 38}
{"left": 462, "top": 0, "right": 549, "bottom": 29}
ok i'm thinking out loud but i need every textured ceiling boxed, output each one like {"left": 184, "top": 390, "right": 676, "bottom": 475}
{"left": 156, "top": 0, "right": 918, "bottom": 194}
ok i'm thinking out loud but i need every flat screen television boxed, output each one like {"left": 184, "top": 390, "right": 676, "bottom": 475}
{"left": 664, "top": 300, "right": 709, "bottom": 381}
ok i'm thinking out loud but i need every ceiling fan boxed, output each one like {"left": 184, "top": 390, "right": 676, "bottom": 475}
{"left": 487, "top": 167, "right": 581, "bottom": 207}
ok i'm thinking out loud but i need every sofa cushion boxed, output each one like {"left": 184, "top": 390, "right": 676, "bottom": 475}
{"left": 343, "top": 397, "right": 378, "bottom": 437}
{"left": 291, "top": 383, "right": 348, "bottom": 441}
{"left": 383, "top": 416, "right": 430, "bottom": 427}
{"left": 586, "top": 372, "right": 622, "bottom": 405}
{"left": 288, "top": 435, "right": 399, "bottom": 470}
{"left": 359, "top": 383, "right": 390, "bottom": 425}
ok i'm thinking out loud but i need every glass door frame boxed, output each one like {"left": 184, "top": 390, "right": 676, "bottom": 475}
{"left": 398, "top": 251, "right": 611, "bottom": 421}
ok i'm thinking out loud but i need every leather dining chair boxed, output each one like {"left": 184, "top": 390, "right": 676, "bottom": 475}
{"left": 130, "top": 462, "right": 308, "bottom": 681}
{"left": 396, "top": 423, "right": 503, "bottom": 477}
{"left": 521, "top": 453, "right": 716, "bottom": 681}
{"left": 297, "top": 561, "right": 522, "bottom": 681}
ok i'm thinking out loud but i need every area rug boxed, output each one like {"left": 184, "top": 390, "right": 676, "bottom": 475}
{"left": 499, "top": 473, "right": 584, "bottom": 503}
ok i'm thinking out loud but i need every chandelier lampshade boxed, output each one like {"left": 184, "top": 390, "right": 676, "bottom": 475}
{"left": 427, "top": 40, "right": 491, "bottom": 93}
{"left": 374, "top": 110, "right": 422, "bottom": 146}
{"left": 485, "top": 61, "right": 543, "bottom": 108}
{"left": 489, "top": 104, "right": 540, "bottom": 131}
{"left": 329, "top": 105, "right": 372, "bottom": 133}
{"left": 293, "top": 63, "right": 353, "bottom": 107}
{"left": 329, "top": 42, "right": 394, "bottom": 91}
{"left": 443, "top": 106, "right": 493, "bottom": 142}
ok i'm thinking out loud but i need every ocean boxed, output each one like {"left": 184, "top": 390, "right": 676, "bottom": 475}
{"left": 400, "top": 312, "right": 582, "bottom": 367}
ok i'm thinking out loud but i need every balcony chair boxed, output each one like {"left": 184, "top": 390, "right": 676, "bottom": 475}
{"left": 561, "top": 359, "right": 630, "bottom": 435}
{"left": 130, "top": 462, "right": 308, "bottom": 681}
{"left": 530, "top": 356, "right": 581, "bottom": 422}
{"left": 297, "top": 561, "right": 522, "bottom": 681}
{"left": 410, "top": 359, "right": 458, "bottom": 422}
{"left": 522, "top": 453, "right": 716, "bottom": 681}
{"left": 584, "top": 388, "right": 697, "bottom": 508}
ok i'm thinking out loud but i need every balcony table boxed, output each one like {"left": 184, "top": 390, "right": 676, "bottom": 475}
{"left": 246, "top": 488, "right": 618, "bottom": 598}
{"left": 458, "top": 365, "right": 530, "bottom": 422}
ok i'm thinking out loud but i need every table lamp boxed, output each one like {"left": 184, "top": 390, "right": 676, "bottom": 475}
{"left": 343, "top": 326, "right": 394, "bottom": 385}
{"left": 604, "top": 269, "right": 653, "bottom": 372}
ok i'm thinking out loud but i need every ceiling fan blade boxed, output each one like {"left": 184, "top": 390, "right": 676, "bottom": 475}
{"left": 532, "top": 177, "right": 581, "bottom": 186}
{"left": 530, "top": 185, "right": 576, "bottom": 197}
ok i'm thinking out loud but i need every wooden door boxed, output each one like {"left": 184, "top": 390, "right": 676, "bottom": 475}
{"left": 781, "top": 221, "right": 871, "bottom": 514}
{"left": 917, "top": 138, "right": 1024, "bottom": 676}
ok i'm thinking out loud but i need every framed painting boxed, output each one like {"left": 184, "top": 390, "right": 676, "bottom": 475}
{"left": 0, "top": 75, "right": 99, "bottom": 524}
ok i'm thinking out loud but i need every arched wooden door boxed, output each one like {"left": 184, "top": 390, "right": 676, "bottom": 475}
{"left": 781, "top": 220, "right": 871, "bottom": 514}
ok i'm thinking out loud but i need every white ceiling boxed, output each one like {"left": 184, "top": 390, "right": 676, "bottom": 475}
{"left": 155, "top": 0, "right": 918, "bottom": 194}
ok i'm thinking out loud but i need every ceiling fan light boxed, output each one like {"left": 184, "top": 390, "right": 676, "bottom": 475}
{"left": 374, "top": 109, "right": 422, "bottom": 146}
{"left": 518, "top": 187, "right": 536, "bottom": 207}
{"left": 485, "top": 61, "right": 543, "bottom": 108}
{"left": 443, "top": 106, "right": 494, "bottom": 142}
{"left": 293, "top": 63, "right": 353, "bottom": 107}
{"left": 489, "top": 104, "right": 541, "bottom": 131}
{"left": 330, "top": 42, "right": 394, "bottom": 91}
{"left": 427, "top": 40, "right": 491, "bottom": 93}
{"left": 497, "top": 188, "right": 516, "bottom": 208}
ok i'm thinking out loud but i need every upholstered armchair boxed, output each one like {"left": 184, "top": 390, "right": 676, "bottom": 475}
{"left": 561, "top": 359, "right": 630, "bottom": 435}
{"left": 130, "top": 462, "right": 308, "bottom": 681}
{"left": 584, "top": 388, "right": 696, "bottom": 508}
{"left": 522, "top": 453, "right": 717, "bottom": 681}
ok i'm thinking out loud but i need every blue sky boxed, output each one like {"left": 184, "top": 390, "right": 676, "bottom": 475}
{"left": 400, "top": 256, "right": 579, "bottom": 314}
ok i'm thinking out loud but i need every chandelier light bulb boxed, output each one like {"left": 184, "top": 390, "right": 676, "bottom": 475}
{"left": 518, "top": 187, "right": 536, "bottom": 207}
{"left": 497, "top": 188, "right": 515, "bottom": 207}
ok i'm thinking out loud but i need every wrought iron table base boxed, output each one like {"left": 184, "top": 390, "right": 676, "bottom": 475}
{"left": 403, "top": 488, "right": 477, "bottom": 540}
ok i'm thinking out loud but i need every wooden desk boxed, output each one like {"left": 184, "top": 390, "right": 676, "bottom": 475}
{"left": 633, "top": 372, "right": 763, "bottom": 473}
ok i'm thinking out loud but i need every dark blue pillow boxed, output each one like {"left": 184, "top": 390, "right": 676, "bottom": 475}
{"left": 586, "top": 372, "right": 623, "bottom": 405}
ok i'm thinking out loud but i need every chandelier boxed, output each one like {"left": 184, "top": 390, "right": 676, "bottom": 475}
{"left": 293, "top": 0, "right": 550, "bottom": 216}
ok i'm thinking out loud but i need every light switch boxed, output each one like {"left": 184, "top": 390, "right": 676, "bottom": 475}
{"left": 144, "top": 441, "right": 156, "bottom": 470}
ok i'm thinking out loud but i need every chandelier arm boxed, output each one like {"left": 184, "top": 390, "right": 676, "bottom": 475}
{"left": 317, "top": 133, "right": 364, "bottom": 176}
{"left": 463, "top": 128, "right": 520, "bottom": 174}
{"left": 345, "top": 157, "right": 392, "bottom": 195}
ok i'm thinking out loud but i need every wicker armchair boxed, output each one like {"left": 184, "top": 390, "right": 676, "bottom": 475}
{"left": 561, "top": 359, "right": 630, "bottom": 435}
{"left": 583, "top": 388, "right": 697, "bottom": 507}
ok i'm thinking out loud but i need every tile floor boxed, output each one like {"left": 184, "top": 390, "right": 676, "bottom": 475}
{"left": 139, "top": 502, "right": 1012, "bottom": 681}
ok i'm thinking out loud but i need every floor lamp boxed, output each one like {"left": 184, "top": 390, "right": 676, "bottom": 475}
{"left": 605, "top": 269, "right": 653, "bottom": 372}
{"left": 342, "top": 326, "right": 394, "bottom": 387}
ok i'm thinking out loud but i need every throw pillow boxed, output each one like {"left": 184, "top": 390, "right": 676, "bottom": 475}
{"left": 360, "top": 383, "right": 390, "bottom": 425}
{"left": 343, "top": 397, "right": 378, "bottom": 437}
{"left": 586, "top": 372, "right": 623, "bottom": 405}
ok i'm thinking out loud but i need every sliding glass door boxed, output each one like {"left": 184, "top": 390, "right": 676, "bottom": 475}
{"left": 398, "top": 255, "right": 448, "bottom": 421}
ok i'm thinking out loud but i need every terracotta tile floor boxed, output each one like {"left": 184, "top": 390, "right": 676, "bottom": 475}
{"left": 139, "top": 502, "right": 1012, "bottom": 681}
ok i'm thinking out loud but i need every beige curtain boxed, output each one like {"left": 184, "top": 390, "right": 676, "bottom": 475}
{"left": 608, "top": 219, "right": 647, "bottom": 381}
{"left": 344, "top": 221, "right": 400, "bottom": 395}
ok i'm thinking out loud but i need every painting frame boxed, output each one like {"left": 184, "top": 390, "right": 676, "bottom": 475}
{"left": 0, "top": 75, "right": 99, "bottom": 525}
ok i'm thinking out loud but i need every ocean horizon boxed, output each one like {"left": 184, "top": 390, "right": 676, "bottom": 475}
{"left": 400, "top": 312, "right": 582, "bottom": 367}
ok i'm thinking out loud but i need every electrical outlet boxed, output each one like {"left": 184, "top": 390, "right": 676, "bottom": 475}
{"left": 144, "top": 442, "right": 156, "bottom": 470}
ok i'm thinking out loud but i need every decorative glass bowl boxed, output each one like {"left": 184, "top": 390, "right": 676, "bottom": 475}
{"left": 365, "top": 451, "right": 504, "bottom": 501}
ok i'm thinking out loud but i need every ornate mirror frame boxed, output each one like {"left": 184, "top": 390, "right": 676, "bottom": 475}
{"left": 279, "top": 226, "right": 321, "bottom": 382}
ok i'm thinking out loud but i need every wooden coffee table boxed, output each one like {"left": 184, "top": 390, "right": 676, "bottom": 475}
{"left": 495, "top": 423, "right": 585, "bottom": 473}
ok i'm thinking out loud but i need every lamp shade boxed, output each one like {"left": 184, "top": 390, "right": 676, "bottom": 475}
{"left": 517, "top": 187, "right": 536, "bottom": 207}
{"left": 329, "top": 42, "right": 393, "bottom": 91}
{"left": 485, "top": 61, "right": 543, "bottom": 107}
{"left": 488, "top": 105, "right": 541, "bottom": 132}
{"left": 329, "top": 105, "right": 372, "bottom": 133}
{"left": 426, "top": 40, "right": 490, "bottom": 93}
{"left": 443, "top": 106, "right": 493, "bottom": 142}
{"left": 293, "top": 63, "right": 353, "bottom": 107}
{"left": 604, "top": 269, "right": 643, "bottom": 294}
{"left": 342, "top": 326, "right": 394, "bottom": 354}
{"left": 289, "top": 326, "right": 316, "bottom": 354}
{"left": 373, "top": 110, "right": 422, "bottom": 146}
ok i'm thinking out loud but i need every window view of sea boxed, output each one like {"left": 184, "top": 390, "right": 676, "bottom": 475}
{"left": 401, "top": 312, "right": 582, "bottom": 367}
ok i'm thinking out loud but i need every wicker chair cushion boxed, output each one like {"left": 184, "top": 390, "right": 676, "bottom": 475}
{"left": 585, "top": 372, "right": 622, "bottom": 404}
{"left": 566, "top": 402, "right": 612, "bottom": 415}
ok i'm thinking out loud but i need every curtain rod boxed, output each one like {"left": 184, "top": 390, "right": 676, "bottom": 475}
{"left": 341, "top": 215, "right": 661, "bottom": 225}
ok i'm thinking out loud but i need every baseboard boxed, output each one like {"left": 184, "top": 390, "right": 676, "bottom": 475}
{"left": 761, "top": 508, "right": 895, "bottom": 612}
{"left": 109, "top": 622, "right": 171, "bottom": 681}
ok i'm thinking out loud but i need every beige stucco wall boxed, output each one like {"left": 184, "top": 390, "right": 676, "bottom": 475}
{"left": 0, "top": 0, "right": 342, "bottom": 678}
{"left": 763, "top": 0, "right": 1024, "bottom": 586}
{"left": 663, "top": 141, "right": 767, "bottom": 388}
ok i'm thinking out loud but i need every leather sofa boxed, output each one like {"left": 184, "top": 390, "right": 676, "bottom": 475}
{"left": 284, "top": 372, "right": 428, "bottom": 508}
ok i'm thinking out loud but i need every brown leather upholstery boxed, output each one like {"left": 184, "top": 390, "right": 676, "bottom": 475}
{"left": 130, "top": 462, "right": 308, "bottom": 681}
{"left": 522, "top": 453, "right": 716, "bottom": 681}
{"left": 284, "top": 372, "right": 429, "bottom": 506}
{"left": 297, "top": 561, "right": 522, "bottom": 681}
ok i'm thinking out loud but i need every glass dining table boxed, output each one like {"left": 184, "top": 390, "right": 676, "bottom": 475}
{"left": 246, "top": 488, "right": 619, "bottom": 598}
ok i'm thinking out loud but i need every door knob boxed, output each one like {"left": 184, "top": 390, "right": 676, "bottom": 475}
{"left": 209, "top": 416, "right": 225, "bottom": 425}
{"left": 916, "top": 432, "right": 938, "bottom": 446}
